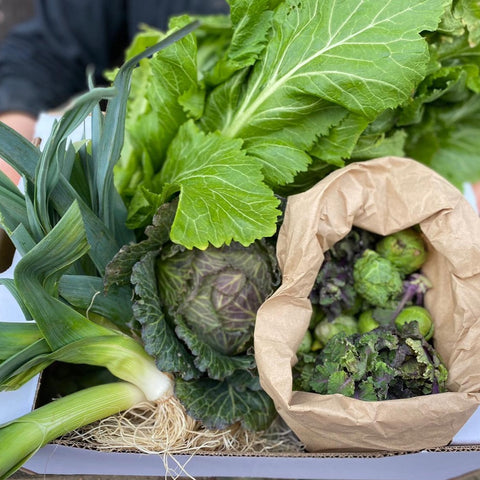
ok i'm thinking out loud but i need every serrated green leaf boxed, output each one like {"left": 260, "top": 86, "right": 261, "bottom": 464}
{"left": 351, "top": 130, "right": 407, "bottom": 161}
{"left": 310, "top": 113, "right": 370, "bottom": 166}
{"left": 175, "top": 376, "right": 276, "bottom": 430}
{"left": 242, "top": 138, "right": 313, "bottom": 187}
{"left": 116, "top": 17, "right": 202, "bottom": 199}
{"left": 158, "top": 121, "right": 280, "bottom": 248}
{"left": 205, "top": 0, "right": 274, "bottom": 85}
{"left": 213, "top": 0, "right": 448, "bottom": 139}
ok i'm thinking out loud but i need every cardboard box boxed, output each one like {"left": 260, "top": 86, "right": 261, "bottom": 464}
{"left": 1, "top": 116, "right": 480, "bottom": 479}
{"left": 2, "top": 233, "right": 480, "bottom": 480}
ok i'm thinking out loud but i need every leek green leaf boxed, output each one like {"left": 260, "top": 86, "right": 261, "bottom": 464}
{"left": 58, "top": 275, "right": 133, "bottom": 329}
{"left": 0, "top": 339, "right": 51, "bottom": 390}
{"left": 14, "top": 202, "right": 114, "bottom": 350}
{"left": 0, "top": 169, "right": 27, "bottom": 235}
{"left": 0, "top": 323, "right": 42, "bottom": 361}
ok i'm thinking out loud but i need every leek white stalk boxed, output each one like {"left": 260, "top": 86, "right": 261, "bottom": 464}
{"left": 0, "top": 382, "right": 146, "bottom": 479}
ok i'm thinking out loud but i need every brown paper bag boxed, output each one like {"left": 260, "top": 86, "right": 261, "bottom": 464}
{"left": 254, "top": 156, "right": 480, "bottom": 452}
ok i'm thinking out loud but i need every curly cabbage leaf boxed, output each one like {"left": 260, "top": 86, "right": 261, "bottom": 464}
{"left": 175, "top": 375, "right": 277, "bottom": 430}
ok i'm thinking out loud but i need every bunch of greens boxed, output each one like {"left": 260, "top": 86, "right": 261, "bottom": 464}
{"left": 0, "top": 0, "right": 471, "bottom": 475}
{"left": 110, "top": 0, "right": 467, "bottom": 251}
{"left": 296, "top": 324, "right": 448, "bottom": 401}
{"left": 293, "top": 226, "right": 447, "bottom": 400}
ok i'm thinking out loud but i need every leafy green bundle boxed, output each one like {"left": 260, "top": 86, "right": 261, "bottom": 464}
{"left": 110, "top": 0, "right": 479, "bottom": 251}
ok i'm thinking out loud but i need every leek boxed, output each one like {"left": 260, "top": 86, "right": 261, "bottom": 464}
{"left": 0, "top": 323, "right": 42, "bottom": 360}
{"left": 0, "top": 21, "right": 200, "bottom": 478}
{"left": 0, "top": 382, "right": 146, "bottom": 480}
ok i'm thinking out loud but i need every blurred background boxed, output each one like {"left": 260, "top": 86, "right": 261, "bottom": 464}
{"left": 0, "top": 0, "right": 34, "bottom": 41}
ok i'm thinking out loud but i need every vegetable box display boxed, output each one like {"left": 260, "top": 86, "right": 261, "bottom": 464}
{"left": 1, "top": 0, "right": 480, "bottom": 478}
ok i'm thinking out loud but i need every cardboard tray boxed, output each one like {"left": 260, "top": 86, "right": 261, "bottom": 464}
{"left": 18, "top": 445, "right": 480, "bottom": 480}
{"left": 1, "top": 115, "right": 480, "bottom": 479}
{"left": 2, "top": 247, "right": 480, "bottom": 480}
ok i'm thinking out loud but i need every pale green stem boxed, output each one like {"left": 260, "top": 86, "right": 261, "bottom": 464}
{"left": 0, "top": 382, "right": 145, "bottom": 479}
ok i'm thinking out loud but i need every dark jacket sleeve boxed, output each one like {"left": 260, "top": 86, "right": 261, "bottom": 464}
{"left": 0, "top": 0, "right": 129, "bottom": 116}
{"left": 0, "top": 0, "right": 229, "bottom": 117}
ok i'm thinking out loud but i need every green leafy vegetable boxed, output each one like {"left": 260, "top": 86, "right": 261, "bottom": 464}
{"left": 116, "top": 0, "right": 451, "bottom": 249}
{"left": 303, "top": 325, "right": 448, "bottom": 401}
{"left": 105, "top": 201, "right": 280, "bottom": 429}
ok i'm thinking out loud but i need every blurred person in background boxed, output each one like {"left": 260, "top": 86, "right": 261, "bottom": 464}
{"left": 0, "top": 0, "right": 229, "bottom": 183}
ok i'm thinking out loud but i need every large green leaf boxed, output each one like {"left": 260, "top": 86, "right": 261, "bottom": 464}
{"left": 158, "top": 121, "right": 280, "bottom": 248}
{"left": 205, "top": 0, "right": 274, "bottom": 85}
{"left": 214, "top": 0, "right": 449, "bottom": 138}
{"left": 115, "top": 17, "right": 201, "bottom": 200}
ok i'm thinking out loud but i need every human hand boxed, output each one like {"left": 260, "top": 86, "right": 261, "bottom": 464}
{"left": 0, "top": 111, "right": 36, "bottom": 271}
{"left": 0, "top": 111, "right": 36, "bottom": 184}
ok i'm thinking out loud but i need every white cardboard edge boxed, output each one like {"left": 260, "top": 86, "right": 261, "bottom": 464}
{"left": 21, "top": 445, "right": 480, "bottom": 480}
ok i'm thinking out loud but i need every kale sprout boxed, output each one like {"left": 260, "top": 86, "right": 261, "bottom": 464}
{"left": 353, "top": 249, "right": 404, "bottom": 308}
{"left": 309, "top": 227, "right": 378, "bottom": 318}
{"left": 313, "top": 315, "right": 358, "bottom": 347}
{"left": 304, "top": 325, "right": 448, "bottom": 400}
{"left": 395, "top": 306, "right": 434, "bottom": 341}
{"left": 376, "top": 228, "right": 427, "bottom": 275}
